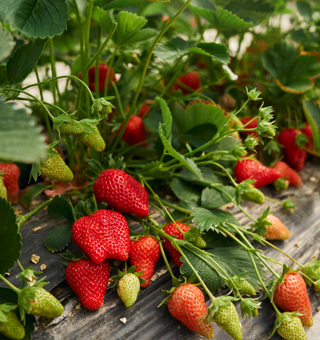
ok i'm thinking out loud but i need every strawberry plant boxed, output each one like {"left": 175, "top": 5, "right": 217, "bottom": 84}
{"left": 0, "top": 0, "right": 320, "bottom": 339}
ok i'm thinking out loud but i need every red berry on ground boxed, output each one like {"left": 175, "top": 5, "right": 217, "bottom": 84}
{"left": 273, "top": 161, "right": 302, "bottom": 187}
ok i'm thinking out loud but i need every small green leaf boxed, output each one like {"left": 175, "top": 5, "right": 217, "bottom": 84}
{"left": 20, "top": 184, "right": 48, "bottom": 209}
{"left": 7, "top": 39, "right": 48, "bottom": 85}
{"left": 44, "top": 224, "right": 72, "bottom": 252}
{"left": 157, "top": 97, "right": 172, "bottom": 139}
{"left": 302, "top": 100, "right": 320, "bottom": 152}
{"left": 0, "top": 25, "right": 15, "bottom": 62}
{"left": 191, "top": 207, "right": 228, "bottom": 232}
{"left": 189, "top": 43, "right": 230, "bottom": 64}
{"left": 124, "top": 28, "right": 157, "bottom": 45}
{"left": 201, "top": 186, "right": 235, "bottom": 209}
{"left": 102, "top": 0, "right": 142, "bottom": 9}
{"left": 170, "top": 178, "right": 201, "bottom": 203}
{"left": 296, "top": 1, "right": 312, "bottom": 21}
{"left": 47, "top": 196, "right": 74, "bottom": 222}
{"left": 0, "top": 198, "right": 22, "bottom": 275}
{"left": 0, "top": 0, "right": 69, "bottom": 39}
{"left": 178, "top": 167, "right": 229, "bottom": 186}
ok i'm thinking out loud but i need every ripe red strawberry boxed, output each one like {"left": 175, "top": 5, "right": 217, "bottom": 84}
{"left": 168, "top": 284, "right": 214, "bottom": 339}
{"left": 173, "top": 71, "right": 201, "bottom": 95}
{"left": 0, "top": 163, "right": 20, "bottom": 204}
{"left": 138, "top": 104, "right": 150, "bottom": 118}
{"left": 278, "top": 128, "right": 307, "bottom": 171}
{"left": 129, "top": 236, "right": 160, "bottom": 288}
{"left": 79, "top": 64, "right": 116, "bottom": 92}
{"left": 262, "top": 214, "right": 291, "bottom": 240}
{"left": 93, "top": 169, "right": 149, "bottom": 217}
{"left": 65, "top": 258, "right": 110, "bottom": 310}
{"left": 273, "top": 272, "right": 313, "bottom": 326}
{"left": 120, "top": 115, "right": 147, "bottom": 147}
{"left": 273, "top": 161, "right": 302, "bottom": 187}
{"left": 234, "top": 159, "right": 280, "bottom": 188}
{"left": 71, "top": 210, "right": 131, "bottom": 264}
{"left": 301, "top": 124, "right": 314, "bottom": 150}
{"left": 162, "top": 222, "right": 190, "bottom": 267}
{"left": 240, "top": 117, "right": 258, "bottom": 138}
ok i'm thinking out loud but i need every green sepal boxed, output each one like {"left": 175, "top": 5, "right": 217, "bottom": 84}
{"left": 0, "top": 303, "right": 18, "bottom": 322}
{"left": 282, "top": 198, "right": 295, "bottom": 213}
{"left": 240, "top": 298, "right": 261, "bottom": 318}
{"left": 246, "top": 87, "right": 262, "bottom": 101}
{"left": 91, "top": 96, "right": 115, "bottom": 115}
{"left": 158, "top": 286, "right": 176, "bottom": 308}
{"left": 60, "top": 251, "right": 83, "bottom": 266}
{"left": 250, "top": 206, "right": 272, "bottom": 235}
{"left": 274, "top": 178, "right": 289, "bottom": 192}
{"left": 204, "top": 296, "right": 238, "bottom": 323}
{"left": 16, "top": 266, "right": 42, "bottom": 287}
{"left": 301, "top": 260, "right": 320, "bottom": 286}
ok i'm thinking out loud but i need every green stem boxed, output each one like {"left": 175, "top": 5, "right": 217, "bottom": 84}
{"left": 15, "top": 97, "right": 67, "bottom": 115}
{"left": 0, "top": 274, "right": 20, "bottom": 294}
{"left": 49, "top": 39, "right": 61, "bottom": 113}
{"left": 95, "top": 26, "right": 101, "bottom": 99}
{"left": 112, "top": 81, "right": 126, "bottom": 119}
{"left": 157, "top": 235, "right": 176, "bottom": 281}
{"left": 72, "top": 0, "right": 85, "bottom": 74}
{"left": 17, "top": 260, "right": 24, "bottom": 272}
{"left": 150, "top": 197, "right": 192, "bottom": 215}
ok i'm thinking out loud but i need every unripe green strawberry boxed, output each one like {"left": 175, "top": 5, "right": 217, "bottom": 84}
{"left": 229, "top": 278, "right": 255, "bottom": 296}
{"left": 28, "top": 288, "right": 64, "bottom": 318}
{"left": 212, "top": 301, "right": 242, "bottom": 340}
{"left": 252, "top": 308, "right": 258, "bottom": 317}
{"left": 192, "top": 235, "right": 206, "bottom": 248}
{"left": 117, "top": 273, "right": 140, "bottom": 308}
{"left": 241, "top": 184, "right": 264, "bottom": 204}
{"left": 277, "top": 314, "right": 307, "bottom": 340}
{"left": 78, "top": 126, "right": 105, "bottom": 152}
{"left": 60, "top": 121, "right": 84, "bottom": 135}
{"left": 41, "top": 154, "right": 74, "bottom": 182}
{"left": 0, "top": 310, "right": 25, "bottom": 340}
{"left": 0, "top": 179, "right": 7, "bottom": 200}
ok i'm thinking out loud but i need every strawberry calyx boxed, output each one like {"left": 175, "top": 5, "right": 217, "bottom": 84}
{"left": 60, "top": 250, "right": 89, "bottom": 266}
{"left": 0, "top": 304, "right": 19, "bottom": 323}
{"left": 301, "top": 259, "right": 320, "bottom": 286}
{"left": 110, "top": 265, "right": 147, "bottom": 289}
{"left": 274, "top": 178, "right": 289, "bottom": 192}
{"left": 204, "top": 296, "right": 238, "bottom": 323}
{"left": 16, "top": 266, "right": 43, "bottom": 287}
{"left": 250, "top": 206, "right": 272, "bottom": 235}
{"left": 270, "top": 311, "right": 304, "bottom": 337}
{"left": 240, "top": 297, "right": 261, "bottom": 318}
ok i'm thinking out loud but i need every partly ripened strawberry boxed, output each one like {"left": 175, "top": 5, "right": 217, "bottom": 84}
{"left": 65, "top": 258, "right": 110, "bottom": 310}
{"left": 0, "top": 310, "right": 25, "bottom": 340}
{"left": 93, "top": 169, "right": 149, "bottom": 217}
{"left": 28, "top": 288, "right": 64, "bottom": 318}
{"left": 240, "top": 117, "right": 258, "bottom": 139}
{"left": 0, "top": 178, "right": 7, "bottom": 200}
{"left": 129, "top": 236, "right": 160, "bottom": 288}
{"left": 162, "top": 222, "right": 190, "bottom": 267}
{"left": 117, "top": 273, "right": 140, "bottom": 308}
{"left": 301, "top": 123, "right": 314, "bottom": 150}
{"left": 120, "top": 115, "right": 147, "bottom": 147}
{"left": 168, "top": 284, "right": 214, "bottom": 339}
{"left": 173, "top": 71, "right": 201, "bottom": 95}
{"left": 78, "top": 126, "right": 106, "bottom": 152}
{"left": 276, "top": 313, "right": 307, "bottom": 340}
{"left": 72, "top": 210, "right": 131, "bottom": 264}
{"left": 60, "top": 121, "right": 84, "bottom": 135}
{"left": 273, "top": 271, "right": 313, "bottom": 326}
{"left": 261, "top": 214, "right": 291, "bottom": 241}
{"left": 212, "top": 301, "right": 242, "bottom": 340}
{"left": 234, "top": 159, "right": 280, "bottom": 188}
{"left": 40, "top": 153, "right": 74, "bottom": 182}
{"left": 273, "top": 161, "right": 302, "bottom": 187}
{"left": 278, "top": 128, "right": 307, "bottom": 171}
{"left": 0, "top": 163, "right": 20, "bottom": 204}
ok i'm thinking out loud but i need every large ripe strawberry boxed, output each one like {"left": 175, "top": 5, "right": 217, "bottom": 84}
{"left": 173, "top": 71, "right": 201, "bottom": 95}
{"left": 0, "top": 163, "right": 20, "bottom": 204}
{"left": 28, "top": 288, "right": 64, "bottom": 318}
{"left": 129, "top": 236, "right": 160, "bottom": 288}
{"left": 71, "top": 210, "right": 131, "bottom": 264}
{"left": 278, "top": 128, "right": 306, "bottom": 171}
{"left": 212, "top": 301, "right": 242, "bottom": 340}
{"left": 0, "top": 310, "right": 25, "bottom": 340}
{"left": 93, "top": 169, "right": 149, "bottom": 217}
{"left": 168, "top": 284, "right": 214, "bottom": 339}
{"left": 234, "top": 159, "right": 280, "bottom": 188}
{"left": 117, "top": 273, "right": 140, "bottom": 308}
{"left": 273, "top": 161, "right": 302, "bottom": 187}
{"left": 162, "top": 222, "right": 190, "bottom": 267}
{"left": 301, "top": 124, "right": 314, "bottom": 150}
{"left": 78, "top": 126, "right": 106, "bottom": 152}
{"left": 120, "top": 115, "right": 147, "bottom": 147}
{"left": 276, "top": 313, "right": 307, "bottom": 340}
{"left": 261, "top": 214, "right": 291, "bottom": 241}
{"left": 240, "top": 117, "right": 258, "bottom": 138}
{"left": 273, "top": 271, "right": 313, "bottom": 326}
{"left": 40, "top": 153, "right": 74, "bottom": 183}
{"left": 65, "top": 258, "right": 110, "bottom": 310}
{"left": 78, "top": 64, "right": 116, "bottom": 92}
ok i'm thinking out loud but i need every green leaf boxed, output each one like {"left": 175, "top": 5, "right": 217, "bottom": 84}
{"left": 102, "top": 0, "right": 142, "bottom": 9}
{"left": 0, "top": 100, "right": 46, "bottom": 163}
{"left": 201, "top": 186, "right": 235, "bottom": 209}
{"left": 20, "top": 184, "right": 48, "bottom": 209}
{"left": 184, "top": 124, "right": 218, "bottom": 151}
{"left": 0, "top": 0, "right": 69, "bottom": 39}
{"left": 7, "top": 39, "right": 48, "bottom": 85}
{"left": 157, "top": 97, "right": 172, "bottom": 139}
{"left": 296, "top": 1, "right": 312, "bottom": 21}
{"left": 191, "top": 207, "right": 229, "bottom": 232}
{"left": 189, "top": 42, "right": 230, "bottom": 64}
{"left": 0, "top": 25, "right": 15, "bottom": 62}
{"left": 180, "top": 243, "right": 264, "bottom": 293}
{"left": 24, "top": 314, "right": 36, "bottom": 340}
{"left": 159, "top": 125, "right": 203, "bottom": 180}
{"left": 92, "top": 6, "right": 115, "bottom": 35}
{"left": 47, "top": 196, "right": 74, "bottom": 222}
{"left": 124, "top": 28, "right": 157, "bottom": 45}
{"left": 302, "top": 100, "right": 320, "bottom": 152}
{"left": 0, "top": 288, "right": 18, "bottom": 304}
{"left": 44, "top": 224, "right": 72, "bottom": 252}
{"left": 0, "top": 198, "right": 22, "bottom": 275}
{"left": 178, "top": 166, "right": 229, "bottom": 186}
{"left": 262, "top": 41, "right": 320, "bottom": 93}
{"left": 170, "top": 178, "right": 201, "bottom": 203}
